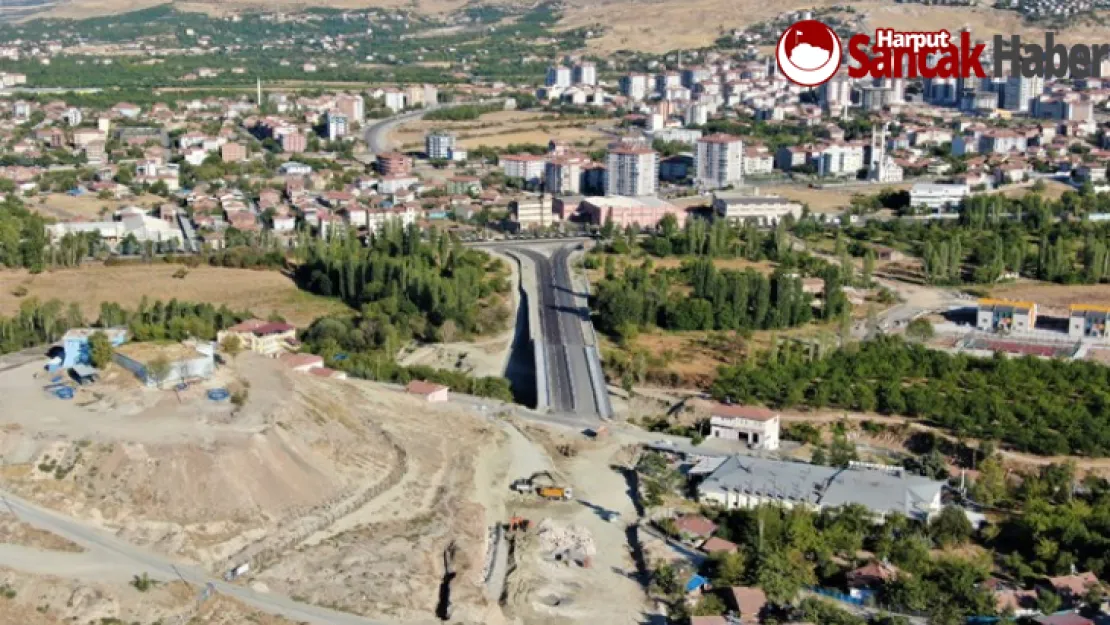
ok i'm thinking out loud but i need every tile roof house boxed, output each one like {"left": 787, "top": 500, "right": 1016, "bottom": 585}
{"left": 675, "top": 515, "right": 718, "bottom": 542}
{"left": 847, "top": 561, "right": 901, "bottom": 589}
{"left": 1042, "top": 572, "right": 1102, "bottom": 606}
{"left": 700, "top": 537, "right": 739, "bottom": 554}
{"left": 406, "top": 380, "right": 450, "bottom": 402}
{"left": 727, "top": 586, "right": 768, "bottom": 623}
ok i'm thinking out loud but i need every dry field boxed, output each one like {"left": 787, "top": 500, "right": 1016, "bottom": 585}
{"left": 998, "top": 179, "right": 1075, "bottom": 201}
{"left": 989, "top": 281, "right": 1110, "bottom": 311}
{"left": 29, "top": 193, "right": 168, "bottom": 222}
{"left": 0, "top": 264, "right": 348, "bottom": 326}
{"left": 393, "top": 110, "right": 611, "bottom": 151}
{"left": 773, "top": 182, "right": 915, "bottom": 213}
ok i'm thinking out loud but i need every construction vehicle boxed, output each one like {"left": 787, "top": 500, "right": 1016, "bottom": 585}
{"left": 537, "top": 486, "right": 573, "bottom": 500}
{"left": 506, "top": 516, "right": 531, "bottom": 532}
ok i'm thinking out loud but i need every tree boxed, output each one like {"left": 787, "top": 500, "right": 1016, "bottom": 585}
{"left": 220, "top": 334, "right": 242, "bottom": 357}
{"left": 906, "top": 318, "right": 935, "bottom": 342}
{"left": 705, "top": 550, "right": 746, "bottom": 587}
{"left": 929, "top": 505, "right": 974, "bottom": 548}
{"left": 1036, "top": 587, "right": 1062, "bottom": 614}
{"left": 691, "top": 593, "right": 727, "bottom": 616}
{"left": 87, "top": 330, "right": 114, "bottom": 369}
{"left": 146, "top": 355, "right": 172, "bottom": 387}
{"left": 758, "top": 548, "right": 815, "bottom": 605}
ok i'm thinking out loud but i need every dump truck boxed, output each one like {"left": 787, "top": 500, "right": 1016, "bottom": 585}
{"left": 537, "top": 486, "right": 573, "bottom": 500}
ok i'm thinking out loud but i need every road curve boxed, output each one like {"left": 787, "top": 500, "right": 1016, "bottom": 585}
{"left": 363, "top": 99, "right": 498, "bottom": 153}
{"left": 0, "top": 489, "right": 413, "bottom": 625}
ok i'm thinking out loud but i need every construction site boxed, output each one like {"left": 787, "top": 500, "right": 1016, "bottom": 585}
{"left": 0, "top": 347, "right": 655, "bottom": 625}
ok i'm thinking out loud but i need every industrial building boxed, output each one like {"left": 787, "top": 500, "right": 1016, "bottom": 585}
{"left": 698, "top": 456, "right": 945, "bottom": 521}
{"left": 976, "top": 298, "right": 1038, "bottom": 333}
{"left": 1068, "top": 304, "right": 1110, "bottom": 339}
{"left": 57, "top": 328, "right": 129, "bottom": 368}
{"left": 113, "top": 341, "right": 216, "bottom": 388}
{"left": 580, "top": 196, "right": 685, "bottom": 228}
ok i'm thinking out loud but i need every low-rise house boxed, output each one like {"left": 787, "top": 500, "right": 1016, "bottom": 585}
{"left": 727, "top": 586, "right": 767, "bottom": 624}
{"left": 113, "top": 341, "right": 216, "bottom": 388}
{"left": 708, "top": 404, "right": 780, "bottom": 450}
{"left": 699, "top": 537, "right": 739, "bottom": 555}
{"left": 406, "top": 380, "right": 450, "bottom": 402}
{"left": 977, "top": 298, "right": 1037, "bottom": 333}
{"left": 674, "top": 514, "right": 718, "bottom": 543}
{"left": 1041, "top": 572, "right": 1102, "bottom": 608}
{"left": 279, "top": 353, "right": 324, "bottom": 373}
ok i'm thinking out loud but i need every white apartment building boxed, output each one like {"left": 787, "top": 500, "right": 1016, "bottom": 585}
{"left": 63, "top": 107, "right": 82, "bottom": 126}
{"left": 501, "top": 154, "right": 546, "bottom": 184}
{"left": 684, "top": 103, "right": 709, "bottom": 127}
{"left": 327, "top": 111, "right": 348, "bottom": 141}
{"left": 742, "top": 148, "right": 774, "bottom": 176}
{"left": 713, "top": 191, "right": 802, "bottom": 226}
{"left": 383, "top": 89, "right": 406, "bottom": 113}
{"left": 620, "top": 73, "right": 650, "bottom": 101}
{"left": 708, "top": 404, "right": 780, "bottom": 450}
{"left": 546, "top": 66, "right": 572, "bottom": 88}
{"left": 606, "top": 146, "right": 658, "bottom": 196}
{"left": 573, "top": 62, "right": 597, "bottom": 86}
{"left": 425, "top": 131, "right": 456, "bottom": 160}
{"left": 510, "top": 195, "right": 554, "bottom": 230}
{"left": 910, "top": 182, "right": 970, "bottom": 213}
{"left": 695, "top": 134, "right": 744, "bottom": 189}
{"left": 367, "top": 206, "right": 417, "bottom": 234}
{"left": 818, "top": 143, "right": 866, "bottom": 177}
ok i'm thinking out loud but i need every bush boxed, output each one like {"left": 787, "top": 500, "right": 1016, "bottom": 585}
{"left": 130, "top": 573, "right": 156, "bottom": 592}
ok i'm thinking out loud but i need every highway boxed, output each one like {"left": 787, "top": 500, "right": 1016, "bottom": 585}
{"left": 515, "top": 246, "right": 603, "bottom": 418}
{"left": 363, "top": 99, "right": 498, "bottom": 153}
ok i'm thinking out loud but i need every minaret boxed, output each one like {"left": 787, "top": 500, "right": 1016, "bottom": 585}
{"left": 869, "top": 123, "right": 887, "bottom": 182}
{"left": 257, "top": 78, "right": 262, "bottom": 107}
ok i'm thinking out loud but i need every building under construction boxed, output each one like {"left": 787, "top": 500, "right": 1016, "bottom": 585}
{"left": 1068, "top": 304, "right": 1110, "bottom": 339}
{"left": 976, "top": 298, "right": 1038, "bottom": 334}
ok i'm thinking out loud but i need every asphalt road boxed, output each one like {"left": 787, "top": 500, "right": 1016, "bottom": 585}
{"left": 0, "top": 489, "right": 408, "bottom": 625}
{"left": 516, "top": 246, "right": 601, "bottom": 418}
{"left": 362, "top": 99, "right": 498, "bottom": 153}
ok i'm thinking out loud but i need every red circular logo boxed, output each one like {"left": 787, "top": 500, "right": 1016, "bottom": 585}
{"left": 776, "top": 19, "right": 842, "bottom": 87}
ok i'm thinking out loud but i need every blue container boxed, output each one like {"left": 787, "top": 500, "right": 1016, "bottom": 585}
{"left": 207, "top": 388, "right": 230, "bottom": 401}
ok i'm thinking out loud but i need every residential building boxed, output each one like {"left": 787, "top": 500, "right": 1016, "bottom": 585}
{"left": 501, "top": 154, "right": 546, "bottom": 184}
{"left": 742, "top": 148, "right": 774, "bottom": 176}
{"left": 406, "top": 380, "right": 450, "bottom": 402}
{"left": 619, "top": 73, "right": 650, "bottom": 101}
{"left": 425, "top": 131, "right": 456, "bottom": 160}
{"left": 581, "top": 196, "right": 685, "bottom": 228}
{"left": 282, "top": 132, "right": 307, "bottom": 154}
{"left": 976, "top": 298, "right": 1038, "bottom": 333}
{"left": 606, "top": 146, "right": 658, "bottom": 196}
{"left": 699, "top": 456, "right": 946, "bottom": 520}
{"left": 674, "top": 515, "right": 717, "bottom": 542}
{"left": 544, "top": 157, "right": 585, "bottom": 195}
{"left": 572, "top": 62, "right": 597, "bottom": 86}
{"left": 726, "top": 587, "right": 767, "bottom": 625}
{"left": 821, "top": 143, "right": 867, "bottom": 177}
{"left": 327, "top": 111, "right": 349, "bottom": 141}
{"left": 1003, "top": 75, "right": 1045, "bottom": 113}
{"left": 695, "top": 134, "right": 743, "bottom": 189}
{"left": 510, "top": 195, "right": 554, "bottom": 230}
{"left": 545, "top": 65, "right": 572, "bottom": 88}
{"left": 221, "top": 142, "right": 247, "bottom": 163}
{"left": 335, "top": 94, "right": 365, "bottom": 123}
{"left": 84, "top": 140, "right": 106, "bottom": 164}
{"left": 909, "top": 182, "right": 969, "bottom": 213}
{"left": 377, "top": 152, "right": 411, "bottom": 175}
{"left": 216, "top": 319, "right": 297, "bottom": 356}
{"left": 279, "top": 353, "right": 324, "bottom": 373}
{"left": 446, "top": 176, "right": 481, "bottom": 195}
{"left": 713, "top": 191, "right": 802, "bottom": 226}
{"left": 383, "top": 89, "right": 406, "bottom": 113}
{"left": 47, "top": 210, "right": 184, "bottom": 250}
{"left": 63, "top": 107, "right": 82, "bottom": 126}
{"left": 708, "top": 404, "right": 780, "bottom": 450}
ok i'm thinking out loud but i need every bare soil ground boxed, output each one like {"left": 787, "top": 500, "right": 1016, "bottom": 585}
{"left": 773, "top": 183, "right": 915, "bottom": 213}
{"left": 0, "top": 350, "right": 513, "bottom": 622}
{"left": 988, "top": 280, "right": 1110, "bottom": 311}
{"left": 999, "top": 180, "right": 1075, "bottom": 201}
{"left": 0, "top": 264, "right": 348, "bottom": 326}
{"left": 392, "top": 111, "right": 611, "bottom": 152}
{"left": 0, "top": 517, "right": 83, "bottom": 553}
{"left": 0, "top": 572, "right": 301, "bottom": 625}
{"left": 28, "top": 193, "right": 167, "bottom": 222}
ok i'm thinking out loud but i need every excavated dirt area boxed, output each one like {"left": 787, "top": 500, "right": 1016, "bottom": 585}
{"left": 0, "top": 350, "right": 507, "bottom": 622}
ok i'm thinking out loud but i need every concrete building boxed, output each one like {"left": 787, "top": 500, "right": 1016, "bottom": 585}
{"left": 698, "top": 456, "right": 946, "bottom": 520}
{"left": 221, "top": 142, "right": 247, "bottom": 163}
{"left": 377, "top": 152, "right": 411, "bottom": 175}
{"left": 47, "top": 210, "right": 184, "bottom": 251}
{"left": 501, "top": 154, "right": 546, "bottom": 184}
{"left": 909, "top": 182, "right": 969, "bottom": 213}
{"left": 326, "top": 111, "right": 348, "bottom": 141}
{"left": 695, "top": 134, "right": 744, "bottom": 189}
{"left": 819, "top": 143, "right": 866, "bottom": 178}
{"left": 581, "top": 195, "right": 685, "bottom": 228}
{"left": 510, "top": 195, "right": 554, "bottom": 230}
{"left": 546, "top": 66, "right": 572, "bottom": 88}
{"left": 712, "top": 191, "right": 802, "bottom": 226}
{"left": 425, "top": 131, "right": 456, "bottom": 160}
{"left": 335, "top": 94, "right": 365, "bottom": 123}
{"left": 1068, "top": 304, "right": 1110, "bottom": 339}
{"left": 544, "top": 157, "right": 585, "bottom": 195}
{"left": 606, "top": 146, "right": 658, "bottom": 196}
{"left": 63, "top": 107, "right": 82, "bottom": 127}
{"left": 708, "top": 404, "right": 780, "bottom": 450}
{"left": 572, "top": 62, "right": 597, "bottom": 86}
{"left": 217, "top": 319, "right": 297, "bottom": 356}
{"left": 113, "top": 341, "right": 216, "bottom": 388}
{"left": 1003, "top": 75, "right": 1045, "bottom": 113}
{"left": 620, "top": 73, "right": 650, "bottom": 101}
{"left": 282, "top": 132, "right": 307, "bottom": 154}
{"left": 977, "top": 298, "right": 1038, "bottom": 333}
{"left": 406, "top": 380, "right": 450, "bottom": 402}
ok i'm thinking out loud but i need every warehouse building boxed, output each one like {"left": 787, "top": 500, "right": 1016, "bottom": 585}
{"left": 58, "top": 328, "right": 129, "bottom": 368}
{"left": 976, "top": 298, "right": 1038, "bottom": 333}
{"left": 113, "top": 341, "right": 216, "bottom": 388}
{"left": 698, "top": 456, "right": 945, "bottom": 521}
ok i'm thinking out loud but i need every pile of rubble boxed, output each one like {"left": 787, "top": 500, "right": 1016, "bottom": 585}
{"left": 536, "top": 519, "right": 596, "bottom": 559}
